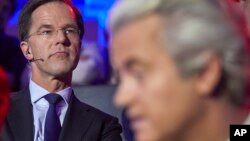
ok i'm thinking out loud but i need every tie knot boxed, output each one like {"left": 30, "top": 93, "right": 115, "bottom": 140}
{"left": 44, "top": 94, "right": 62, "bottom": 104}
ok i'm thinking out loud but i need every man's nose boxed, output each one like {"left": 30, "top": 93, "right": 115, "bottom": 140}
{"left": 114, "top": 80, "right": 138, "bottom": 108}
{"left": 55, "top": 29, "right": 68, "bottom": 44}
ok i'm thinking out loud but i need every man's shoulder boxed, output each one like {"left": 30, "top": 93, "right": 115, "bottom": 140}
{"left": 67, "top": 96, "right": 122, "bottom": 139}
{"left": 10, "top": 88, "right": 29, "bottom": 101}
{"left": 73, "top": 96, "right": 118, "bottom": 121}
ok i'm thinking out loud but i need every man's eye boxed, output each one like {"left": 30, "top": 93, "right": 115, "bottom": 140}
{"left": 65, "top": 28, "right": 77, "bottom": 34}
{"left": 40, "top": 30, "right": 53, "bottom": 35}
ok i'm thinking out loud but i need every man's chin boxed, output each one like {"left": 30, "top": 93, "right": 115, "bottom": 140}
{"left": 52, "top": 70, "right": 72, "bottom": 80}
{"left": 135, "top": 130, "right": 160, "bottom": 141}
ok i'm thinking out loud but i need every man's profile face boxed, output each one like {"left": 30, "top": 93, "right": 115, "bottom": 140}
{"left": 111, "top": 14, "right": 204, "bottom": 141}
{"left": 21, "top": 2, "right": 81, "bottom": 79}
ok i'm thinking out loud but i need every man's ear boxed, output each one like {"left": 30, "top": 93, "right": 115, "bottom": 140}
{"left": 194, "top": 54, "right": 222, "bottom": 97}
{"left": 20, "top": 41, "right": 33, "bottom": 61}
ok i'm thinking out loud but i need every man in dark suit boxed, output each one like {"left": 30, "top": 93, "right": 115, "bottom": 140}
{"left": 1, "top": 0, "right": 122, "bottom": 141}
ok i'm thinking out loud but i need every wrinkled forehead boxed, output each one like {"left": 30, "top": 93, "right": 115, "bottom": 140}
{"left": 30, "top": 2, "right": 77, "bottom": 29}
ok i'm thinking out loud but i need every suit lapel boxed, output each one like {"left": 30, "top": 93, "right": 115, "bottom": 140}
{"left": 59, "top": 94, "right": 95, "bottom": 141}
{"left": 7, "top": 88, "right": 34, "bottom": 141}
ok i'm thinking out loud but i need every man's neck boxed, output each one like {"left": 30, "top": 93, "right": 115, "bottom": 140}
{"left": 31, "top": 78, "right": 71, "bottom": 92}
{"left": 30, "top": 65, "right": 73, "bottom": 92}
{"left": 167, "top": 99, "right": 248, "bottom": 141}
{"left": 31, "top": 72, "right": 72, "bottom": 93}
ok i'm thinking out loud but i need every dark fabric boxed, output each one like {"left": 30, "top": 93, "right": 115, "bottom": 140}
{"left": 122, "top": 109, "right": 134, "bottom": 141}
{"left": 0, "top": 30, "right": 27, "bottom": 92}
{"left": 1, "top": 87, "right": 123, "bottom": 141}
{"left": 44, "top": 94, "right": 63, "bottom": 141}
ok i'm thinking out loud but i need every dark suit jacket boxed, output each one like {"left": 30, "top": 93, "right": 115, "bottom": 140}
{"left": 1, "top": 88, "right": 122, "bottom": 141}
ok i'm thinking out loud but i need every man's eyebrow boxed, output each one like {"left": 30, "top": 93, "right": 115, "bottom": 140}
{"left": 124, "top": 58, "right": 147, "bottom": 70}
{"left": 63, "top": 23, "right": 78, "bottom": 29}
{"left": 36, "top": 24, "right": 53, "bottom": 31}
{"left": 112, "top": 60, "right": 136, "bottom": 83}
{"left": 35, "top": 23, "right": 78, "bottom": 31}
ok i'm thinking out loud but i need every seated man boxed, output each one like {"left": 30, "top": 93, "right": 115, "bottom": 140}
{"left": 2, "top": 0, "right": 122, "bottom": 141}
{"left": 108, "top": 0, "right": 250, "bottom": 141}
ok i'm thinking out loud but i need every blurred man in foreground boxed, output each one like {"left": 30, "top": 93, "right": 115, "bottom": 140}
{"left": 108, "top": 0, "right": 250, "bottom": 141}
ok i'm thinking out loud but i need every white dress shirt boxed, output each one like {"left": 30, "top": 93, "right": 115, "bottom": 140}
{"left": 29, "top": 80, "right": 72, "bottom": 141}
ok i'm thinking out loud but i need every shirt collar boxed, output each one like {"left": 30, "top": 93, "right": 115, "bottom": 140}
{"left": 29, "top": 79, "right": 72, "bottom": 104}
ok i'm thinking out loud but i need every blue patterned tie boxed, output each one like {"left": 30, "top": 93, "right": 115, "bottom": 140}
{"left": 44, "top": 94, "right": 63, "bottom": 141}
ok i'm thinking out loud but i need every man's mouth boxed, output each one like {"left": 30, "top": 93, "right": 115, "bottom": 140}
{"left": 51, "top": 51, "right": 69, "bottom": 57}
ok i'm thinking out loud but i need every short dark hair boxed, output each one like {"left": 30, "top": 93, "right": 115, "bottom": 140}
{"left": 18, "top": 0, "right": 84, "bottom": 41}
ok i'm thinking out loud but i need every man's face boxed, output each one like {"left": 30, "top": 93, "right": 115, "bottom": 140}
{"left": 21, "top": 2, "right": 81, "bottom": 80}
{"left": 111, "top": 15, "right": 204, "bottom": 141}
